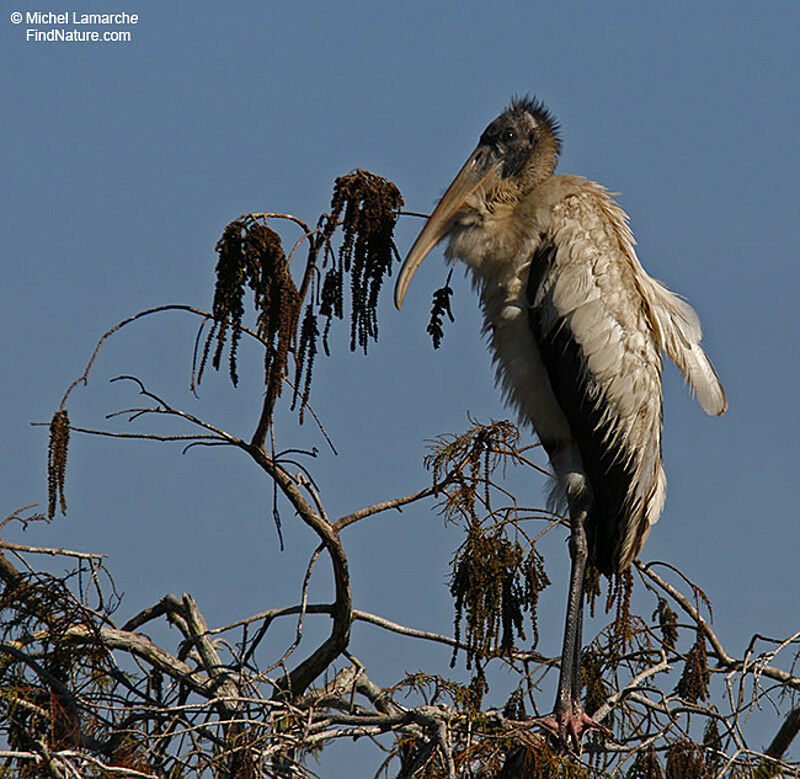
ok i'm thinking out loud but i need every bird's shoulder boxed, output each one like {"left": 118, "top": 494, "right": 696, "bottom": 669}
{"left": 523, "top": 175, "right": 636, "bottom": 257}
{"left": 525, "top": 176, "right": 654, "bottom": 348}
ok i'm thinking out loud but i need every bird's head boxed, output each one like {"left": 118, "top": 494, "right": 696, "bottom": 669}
{"left": 395, "top": 96, "right": 560, "bottom": 308}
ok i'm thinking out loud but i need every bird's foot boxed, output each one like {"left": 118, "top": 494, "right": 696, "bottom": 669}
{"left": 538, "top": 703, "right": 610, "bottom": 753}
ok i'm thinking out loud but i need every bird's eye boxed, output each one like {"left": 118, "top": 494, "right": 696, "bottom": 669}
{"left": 502, "top": 129, "right": 516, "bottom": 143}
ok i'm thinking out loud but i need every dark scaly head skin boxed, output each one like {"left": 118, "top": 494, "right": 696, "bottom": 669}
{"left": 479, "top": 96, "right": 561, "bottom": 190}
{"left": 395, "top": 95, "right": 561, "bottom": 308}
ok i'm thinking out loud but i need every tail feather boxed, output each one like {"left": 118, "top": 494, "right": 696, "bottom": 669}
{"left": 644, "top": 278, "right": 727, "bottom": 416}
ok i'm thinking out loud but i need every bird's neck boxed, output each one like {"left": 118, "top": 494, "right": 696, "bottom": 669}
{"left": 444, "top": 188, "right": 548, "bottom": 288}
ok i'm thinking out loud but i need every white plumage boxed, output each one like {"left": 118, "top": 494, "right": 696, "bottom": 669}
{"left": 395, "top": 96, "right": 725, "bottom": 742}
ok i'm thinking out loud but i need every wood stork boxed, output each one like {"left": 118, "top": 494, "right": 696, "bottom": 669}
{"left": 394, "top": 96, "right": 726, "bottom": 745}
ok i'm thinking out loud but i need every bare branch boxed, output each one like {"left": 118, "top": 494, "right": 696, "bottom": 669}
{"left": 334, "top": 484, "right": 440, "bottom": 531}
{"left": 242, "top": 442, "right": 352, "bottom": 697}
{"left": 636, "top": 560, "right": 800, "bottom": 691}
{"left": 59, "top": 624, "right": 214, "bottom": 697}
{"left": 593, "top": 653, "right": 670, "bottom": 723}
{"left": 764, "top": 706, "right": 800, "bottom": 763}
{"left": 0, "top": 541, "right": 107, "bottom": 560}
{"left": 180, "top": 593, "right": 241, "bottom": 721}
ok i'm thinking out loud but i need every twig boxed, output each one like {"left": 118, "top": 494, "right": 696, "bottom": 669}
{"left": 593, "top": 653, "right": 670, "bottom": 723}
{"left": 334, "top": 484, "right": 440, "bottom": 531}
{"left": 636, "top": 560, "right": 800, "bottom": 690}
{"left": 0, "top": 541, "right": 107, "bottom": 560}
{"left": 32, "top": 422, "right": 227, "bottom": 445}
{"left": 0, "top": 643, "right": 104, "bottom": 751}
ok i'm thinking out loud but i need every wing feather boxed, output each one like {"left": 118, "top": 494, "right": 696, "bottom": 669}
{"left": 528, "top": 190, "right": 666, "bottom": 574}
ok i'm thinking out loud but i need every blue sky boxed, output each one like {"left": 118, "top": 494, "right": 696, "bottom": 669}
{"left": 2, "top": 0, "right": 799, "bottom": 771}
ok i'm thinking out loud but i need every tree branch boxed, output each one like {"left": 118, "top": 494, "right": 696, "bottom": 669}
{"left": 0, "top": 541, "right": 107, "bottom": 561}
{"left": 636, "top": 560, "right": 800, "bottom": 690}
{"left": 763, "top": 706, "right": 800, "bottom": 764}
{"left": 59, "top": 625, "right": 214, "bottom": 699}
{"left": 242, "top": 442, "right": 352, "bottom": 697}
{"left": 180, "top": 593, "right": 241, "bottom": 721}
{"left": 334, "top": 484, "right": 440, "bottom": 531}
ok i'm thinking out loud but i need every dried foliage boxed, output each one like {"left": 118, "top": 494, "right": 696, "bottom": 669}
{"left": 0, "top": 557, "right": 145, "bottom": 773}
{"left": 627, "top": 745, "right": 663, "bottom": 778}
{"left": 675, "top": 630, "right": 711, "bottom": 703}
{"left": 610, "top": 567, "right": 635, "bottom": 654}
{"left": 427, "top": 270, "right": 455, "bottom": 349}
{"left": 424, "top": 420, "right": 552, "bottom": 669}
{"left": 15, "top": 409, "right": 800, "bottom": 778}
{"left": 450, "top": 525, "right": 549, "bottom": 668}
{"left": 580, "top": 648, "right": 611, "bottom": 719}
{"left": 502, "top": 688, "right": 527, "bottom": 721}
{"left": 496, "top": 741, "right": 591, "bottom": 779}
{"left": 320, "top": 168, "right": 403, "bottom": 354}
{"left": 393, "top": 671, "right": 483, "bottom": 715}
{"left": 424, "top": 418, "right": 521, "bottom": 518}
{"left": 653, "top": 597, "right": 679, "bottom": 652}
{"left": 702, "top": 719, "right": 723, "bottom": 776}
{"left": 385, "top": 673, "right": 592, "bottom": 778}
{"left": 291, "top": 303, "right": 319, "bottom": 424}
{"left": 47, "top": 409, "right": 69, "bottom": 519}
{"left": 664, "top": 741, "right": 708, "bottom": 779}
{"left": 204, "top": 220, "right": 300, "bottom": 398}
{"left": 191, "top": 169, "right": 404, "bottom": 436}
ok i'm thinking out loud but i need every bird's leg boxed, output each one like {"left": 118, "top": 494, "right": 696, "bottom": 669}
{"left": 542, "top": 505, "right": 608, "bottom": 751}
{"left": 570, "top": 553, "right": 585, "bottom": 708}
{"left": 555, "top": 507, "right": 588, "bottom": 717}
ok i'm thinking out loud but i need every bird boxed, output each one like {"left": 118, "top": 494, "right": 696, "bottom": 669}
{"left": 394, "top": 96, "right": 726, "bottom": 746}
